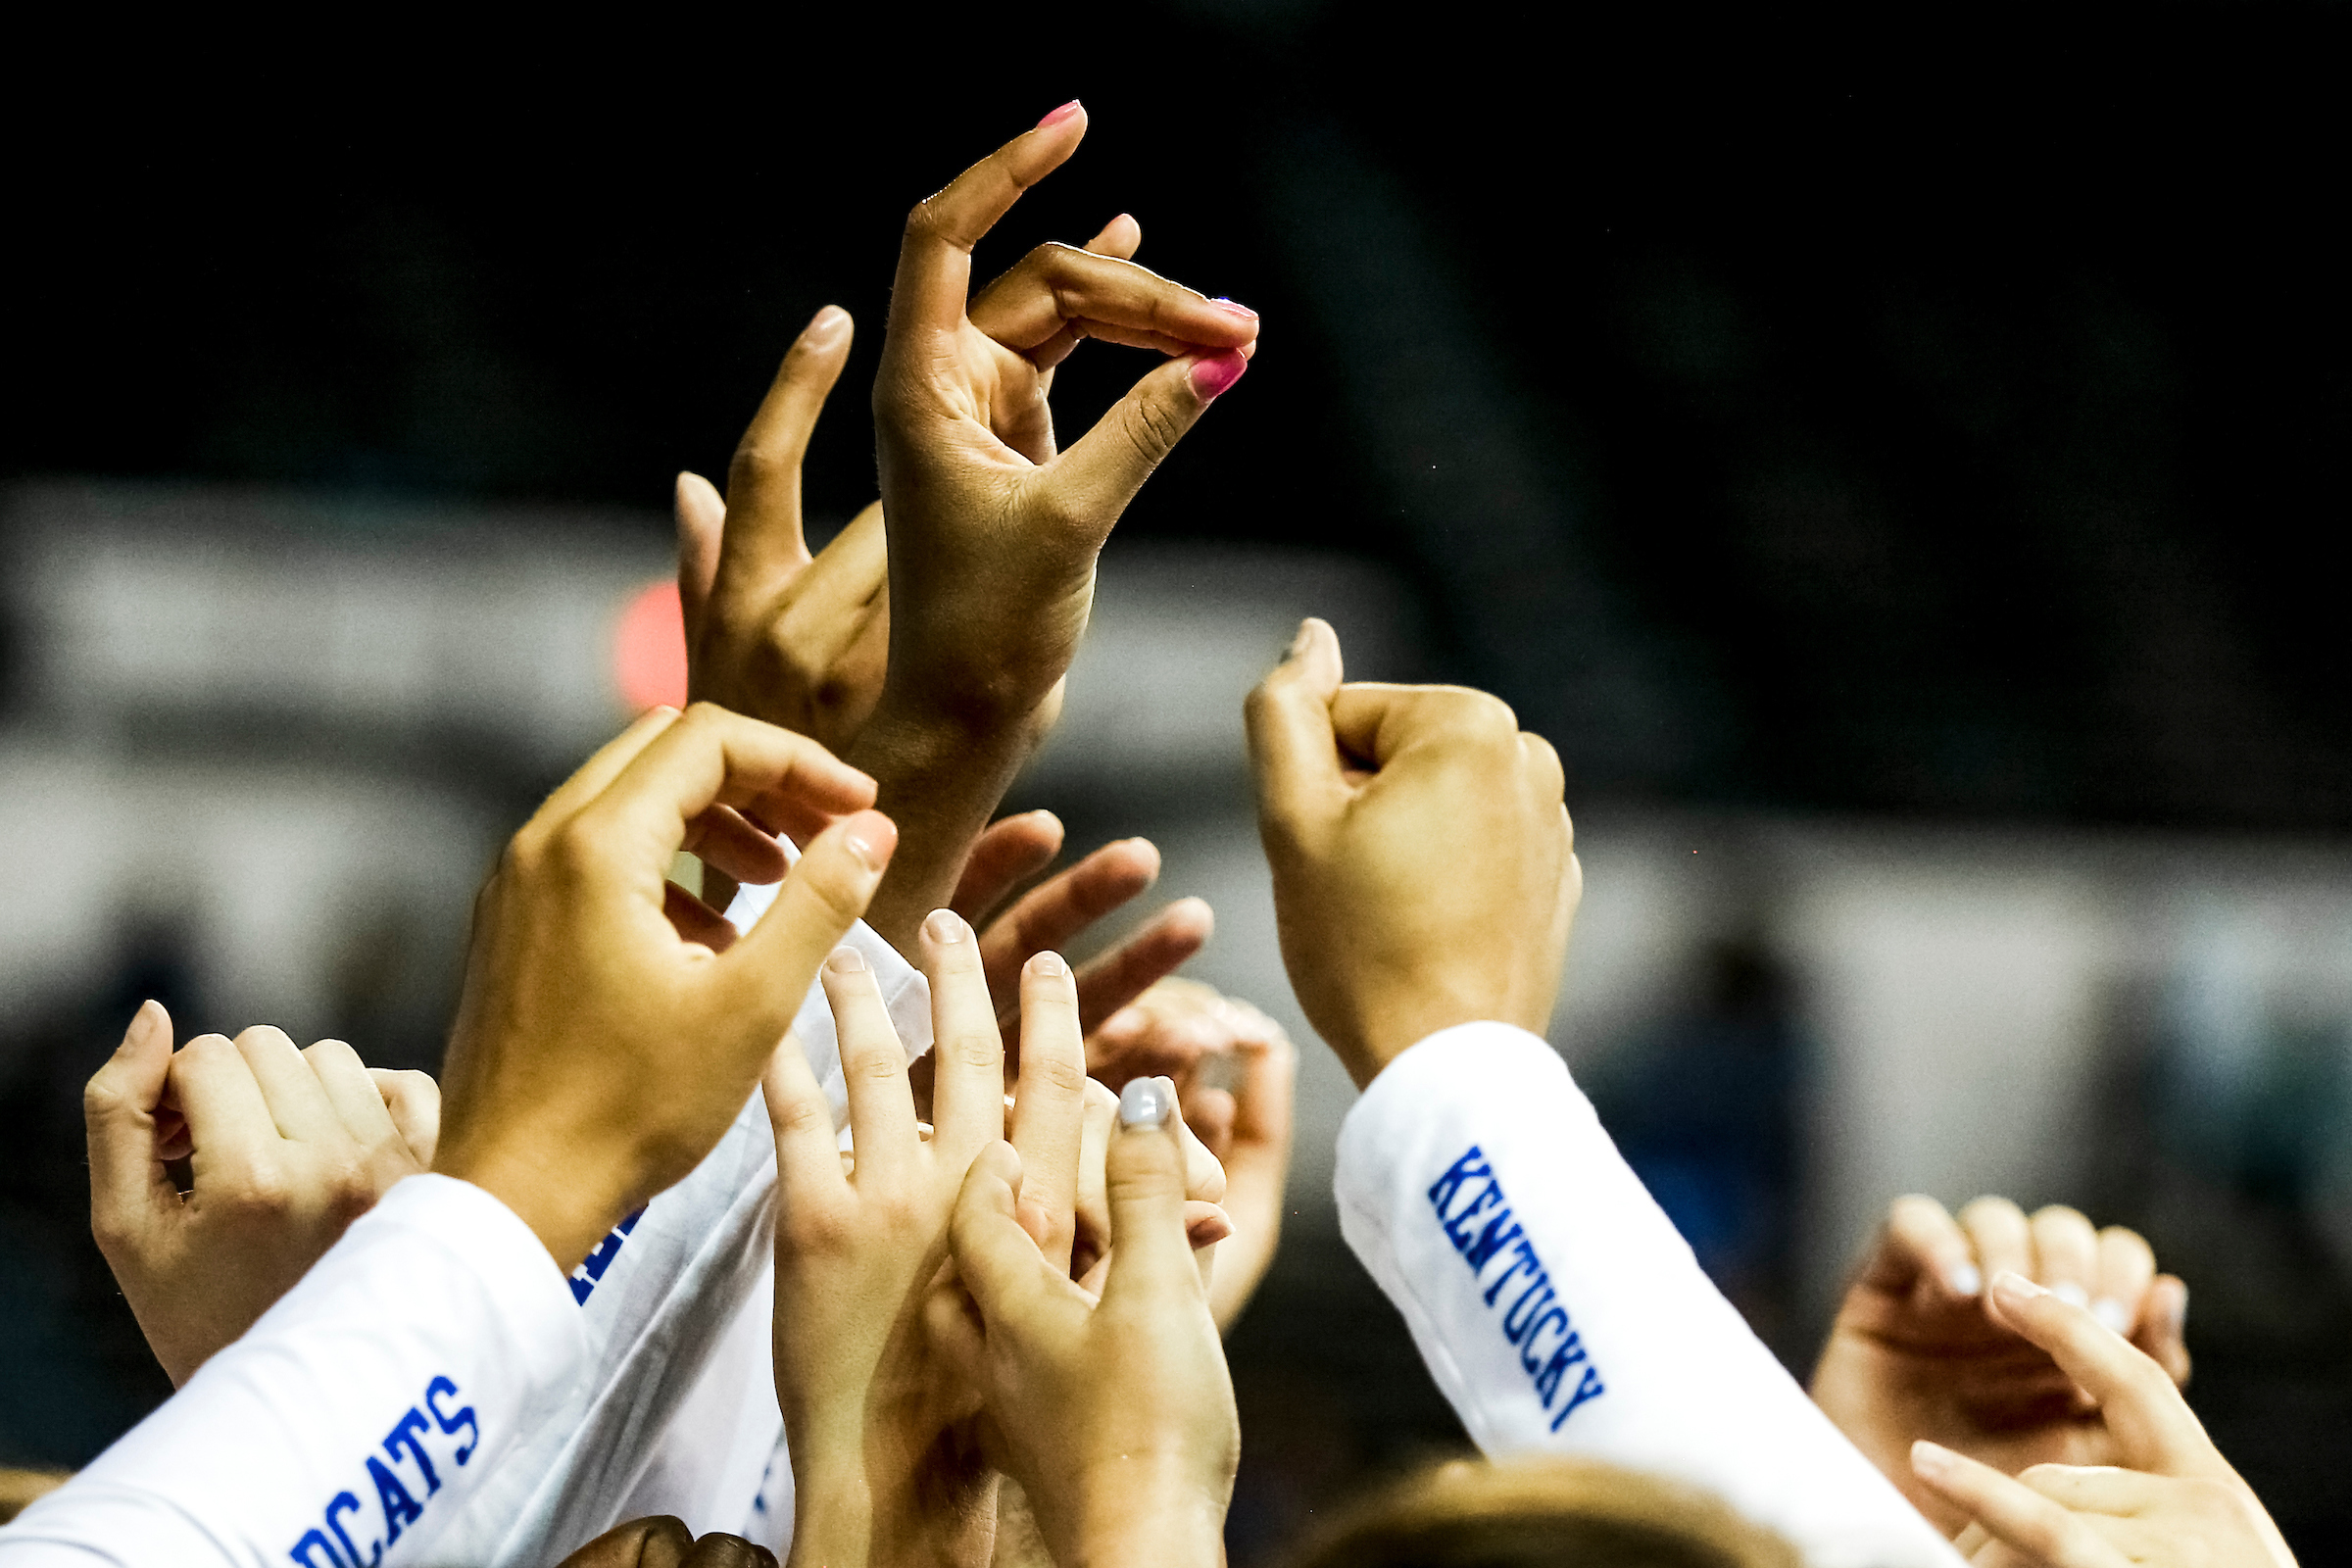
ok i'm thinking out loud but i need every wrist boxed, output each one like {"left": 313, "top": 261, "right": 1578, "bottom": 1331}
{"left": 1059, "top": 1462, "right": 1228, "bottom": 1568}
{"left": 431, "top": 1134, "right": 631, "bottom": 1275}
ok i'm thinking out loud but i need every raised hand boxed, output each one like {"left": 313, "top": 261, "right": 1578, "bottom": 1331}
{"left": 854, "top": 103, "right": 1259, "bottom": 947}
{"left": 83, "top": 1003, "right": 438, "bottom": 1386}
{"left": 432, "top": 703, "right": 889, "bottom": 1272}
{"left": 1087, "top": 980, "right": 1297, "bottom": 1332}
{"left": 1810, "top": 1194, "right": 2191, "bottom": 1533}
{"left": 931, "top": 1085, "right": 1238, "bottom": 1568}
{"left": 1910, "top": 1272, "right": 2293, "bottom": 1568}
{"left": 1245, "top": 617, "right": 1578, "bottom": 1086}
{"left": 765, "top": 915, "right": 1094, "bottom": 1568}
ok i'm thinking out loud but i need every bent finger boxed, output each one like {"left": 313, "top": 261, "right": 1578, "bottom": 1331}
{"left": 952, "top": 810, "right": 1066, "bottom": 926}
{"left": 1986, "top": 1272, "right": 2216, "bottom": 1476}
{"left": 1957, "top": 1196, "right": 2034, "bottom": 1323}
{"left": 1073, "top": 897, "right": 1213, "bottom": 1037}
{"left": 1874, "top": 1194, "right": 1980, "bottom": 1302}
{"left": 889, "top": 106, "right": 1088, "bottom": 343}
{"left": 84, "top": 1001, "right": 180, "bottom": 1238}
{"left": 300, "top": 1038, "right": 400, "bottom": 1149}
{"left": 2133, "top": 1274, "right": 2192, "bottom": 1387}
{"left": 2090, "top": 1225, "right": 2157, "bottom": 1338}
{"left": 981, "top": 838, "right": 1161, "bottom": 1005}
{"left": 2030, "top": 1203, "right": 2101, "bottom": 1306}
{"left": 370, "top": 1069, "right": 441, "bottom": 1166}
{"left": 235, "top": 1026, "right": 342, "bottom": 1144}
{"left": 1245, "top": 617, "right": 1348, "bottom": 835}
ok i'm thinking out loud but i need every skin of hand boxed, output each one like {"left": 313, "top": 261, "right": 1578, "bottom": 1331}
{"left": 432, "top": 702, "right": 890, "bottom": 1272}
{"left": 672, "top": 215, "right": 1162, "bottom": 780}
{"left": 766, "top": 913, "right": 1099, "bottom": 1568}
{"left": 1244, "top": 617, "right": 1579, "bottom": 1087}
{"left": 947, "top": 811, "right": 1215, "bottom": 1041}
{"left": 1069, "top": 1073, "right": 1234, "bottom": 1298}
{"left": 1087, "top": 980, "right": 1297, "bottom": 1332}
{"left": 930, "top": 1102, "right": 1239, "bottom": 1568}
{"left": 853, "top": 102, "right": 1259, "bottom": 949}
{"left": 555, "top": 1515, "right": 777, "bottom": 1568}
{"left": 1810, "top": 1194, "right": 2193, "bottom": 1534}
{"left": 1910, "top": 1272, "right": 2295, "bottom": 1568}
{"left": 82, "top": 1001, "right": 439, "bottom": 1386}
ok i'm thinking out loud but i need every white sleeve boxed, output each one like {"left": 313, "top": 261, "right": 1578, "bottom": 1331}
{"left": 0, "top": 1176, "right": 584, "bottom": 1568}
{"left": 1334, "top": 1022, "right": 1963, "bottom": 1568}
{"left": 420, "top": 897, "right": 928, "bottom": 1567}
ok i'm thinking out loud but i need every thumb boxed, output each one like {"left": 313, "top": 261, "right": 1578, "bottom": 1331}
{"left": 84, "top": 1001, "right": 179, "bottom": 1241}
{"left": 724, "top": 808, "right": 898, "bottom": 1043}
{"left": 1244, "top": 617, "right": 1348, "bottom": 836}
{"left": 1048, "top": 348, "right": 1248, "bottom": 538}
{"left": 674, "top": 470, "right": 725, "bottom": 645}
{"left": 950, "top": 1141, "right": 1060, "bottom": 1330}
{"left": 1101, "top": 1077, "right": 1201, "bottom": 1306}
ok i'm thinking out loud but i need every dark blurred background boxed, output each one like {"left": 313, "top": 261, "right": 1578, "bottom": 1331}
{"left": 5, "top": 2, "right": 2349, "bottom": 1558}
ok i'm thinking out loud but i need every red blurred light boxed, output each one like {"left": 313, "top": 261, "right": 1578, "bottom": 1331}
{"left": 614, "top": 579, "right": 688, "bottom": 711}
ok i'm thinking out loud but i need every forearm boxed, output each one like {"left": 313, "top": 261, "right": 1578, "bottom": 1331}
{"left": 846, "top": 694, "right": 1050, "bottom": 952}
{"left": 4, "top": 1177, "right": 583, "bottom": 1568}
{"left": 1335, "top": 1024, "right": 1962, "bottom": 1568}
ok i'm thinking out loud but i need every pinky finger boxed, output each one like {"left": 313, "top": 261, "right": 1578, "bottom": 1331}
{"left": 370, "top": 1069, "right": 442, "bottom": 1166}
{"left": 1911, "top": 1442, "right": 2124, "bottom": 1568}
{"left": 2133, "top": 1274, "right": 2192, "bottom": 1388}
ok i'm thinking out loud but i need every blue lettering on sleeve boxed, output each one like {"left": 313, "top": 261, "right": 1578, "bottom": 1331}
{"left": 289, "top": 1528, "right": 348, "bottom": 1568}
{"left": 425, "top": 1374, "right": 478, "bottom": 1465}
{"left": 568, "top": 1206, "right": 646, "bottom": 1305}
{"left": 367, "top": 1456, "right": 422, "bottom": 1544}
{"left": 293, "top": 1375, "right": 473, "bottom": 1567}
{"left": 383, "top": 1408, "right": 442, "bottom": 1494}
{"left": 1426, "top": 1143, "right": 1607, "bottom": 1430}
{"left": 324, "top": 1490, "right": 378, "bottom": 1568}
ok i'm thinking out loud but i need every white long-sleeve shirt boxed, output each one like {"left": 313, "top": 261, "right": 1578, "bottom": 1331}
{"left": 0, "top": 1175, "right": 585, "bottom": 1568}
{"left": 3, "top": 907, "right": 928, "bottom": 1568}
{"left": 1334, "top": 1021, "right": 1963, "bottom": 1568}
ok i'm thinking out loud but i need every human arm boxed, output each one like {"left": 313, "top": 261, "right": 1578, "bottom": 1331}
{"left": 1247, "top": 622, "right": 1959, "bottom": 1567}
{"left": 1908, "top": 1272, "right": 2292, "bottom": 1568}
{"left": 82, "top": 1004, "right": 439, "bottom": 1386}
{"left": 1811, "top": 1195, "right": 2192, "bottom": 1532}
{"left": 852, "top": 104, "right": 1257, "bottom": 949}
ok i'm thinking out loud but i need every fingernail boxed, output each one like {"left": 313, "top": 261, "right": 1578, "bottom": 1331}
{"left": 1990, "top": 1270, "right": 2047, "bottom": 1305}
{"left": 1189, "top": 350, "right": 1248, "bottom": 401}
{"left": 1208, "top": 297, "right": 1259, "bottom": 319}
{"left": 1910, "top": 1440, "right": 1958, "bottom": 1479}
{"left": 1946, "top": 1263, "right": 1983, "bottom": 1298}
{"left": 1286, "top": 617, "right": 1314, "bottom": 658}
{"left": 826, "top": 946, "right": 867, "bottom": 975}
{"left": 1189, "top": 1210, "right": 1235, "bottom": 1247}
{"left": 1036, "top": 99, "right": 1082, "bottom": 128}
{"left": 1119, "top": 1076, "right": 1174, "bottom": 1129}
{"left": 2051, "top": 1282, "right": 2090, "bottom": 1308}
{"left": 1030, "top": 951, "right": 1068, "bottom": 978}
{"left": 923, "top": 908, "right": 968, "bottom": 946}
{"left": 2091, "top": 1298, "right": 2133, "bottom": 1334}
{"left": 804, "top": 304, "right": 849, "bottom": 341}
{"left": 843, "top": 810, "right": 895, "bottom": 870}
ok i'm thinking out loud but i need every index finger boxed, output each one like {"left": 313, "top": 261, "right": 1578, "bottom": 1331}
{"left": 888, "top": 105, "right": 1087, "bottom": 343}
{"left": 1985, "top": 1273, "right": 2221, "bottom": 1478}
{"left": 580, "top": 704, "right": 874, "bottom": 876}
{"left": 172, "top": 1034, "right": 282, "bottom": 1181}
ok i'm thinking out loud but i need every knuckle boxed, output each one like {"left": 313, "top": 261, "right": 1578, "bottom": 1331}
{"left": 1118, "top": 395, "right": 1184, "bottom": 469}
{"left": 1026, "top": 1052, "right": 1088, "bottom": 1099}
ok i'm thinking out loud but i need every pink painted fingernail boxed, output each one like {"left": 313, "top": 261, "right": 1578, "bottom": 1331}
{"left": 1190, "top": 350, "right": 1249, "bottom": 401}
{"left": 1209, "top": 297, "right": 1258, "bottom": 319}
{"left": 1037, "top": 100, "right": 1082, "bottom": 128}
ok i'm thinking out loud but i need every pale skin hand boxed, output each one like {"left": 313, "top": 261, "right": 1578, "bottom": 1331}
{"left": 930, "top": 1112, "right": 1238, "bottom": 1568}
{"left": 855, "top": 102, "right": 1260, "bottom": 950}
{"left": 432, "top": 702, "right": 891, "bottom": 1272}
{"left": 767, "top": 917, "right": 1094, "bottom": 1568}
{"left": 1086, "top": 979, "right": 1297, "bottom": 1332}
{"left": 1910, "top": 1272, "right": 2294, "bottom": 1568}
{"left": 1245, "top": 617, "right": 1579, "bottom": 1086}
{"left": 83, "top": 1002, "right": 438, "bottom": 1386}
{"left": 1810, "top": 1194, "right": 2191, "bottom": 1534}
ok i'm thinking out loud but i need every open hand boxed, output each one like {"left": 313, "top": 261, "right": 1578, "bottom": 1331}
{"left": 1910, "top": 1271, "right": 2292, "bottom": 1568}
{"left": 1810, "top": 1194, "right": 2191, "bottom": 1533}
{"left": 83, "top": 1004, "right": 438, "bottom": 1386}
